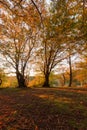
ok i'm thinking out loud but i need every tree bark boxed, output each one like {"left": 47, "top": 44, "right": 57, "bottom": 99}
{"left": 16, "top": 71, "right": 27, "bottom": 88}
{"left": 43, "top": 73, "right": 50, "bottom": 87}
{"left": 62, "top": 73, "right": 66, "bottom": 86}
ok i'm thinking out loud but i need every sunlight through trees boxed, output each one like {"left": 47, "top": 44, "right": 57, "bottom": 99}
{"left": 0, "top": 0, "right": 87, "bottom": 87}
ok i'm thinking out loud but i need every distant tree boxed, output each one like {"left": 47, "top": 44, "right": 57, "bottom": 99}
{"left": 29, "top": 75, "right": 44, "bottom": 87}
{"left": 75, "top": 57, "right": 87, "bottom": 86}
{"left": 0, "top": 68, "right": 7, "bottom": 86}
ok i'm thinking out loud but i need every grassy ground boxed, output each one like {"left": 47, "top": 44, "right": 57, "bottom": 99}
{"left": 0, "top": 87, "right": 87, "bottom": 130}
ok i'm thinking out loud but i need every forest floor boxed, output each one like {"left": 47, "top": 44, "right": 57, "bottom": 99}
{"left": 0, "top": 87, "right": 87, "bottom": 130}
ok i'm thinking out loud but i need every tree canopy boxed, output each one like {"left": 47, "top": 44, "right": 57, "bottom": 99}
{"left": 0, "top": 0, "right": 87, "bottom": 87}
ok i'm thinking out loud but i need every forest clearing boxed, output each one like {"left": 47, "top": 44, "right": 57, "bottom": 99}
{"left": 0, "top": 87, "right": 87, "bottom": 130}
{"left": 0, "top": 0, "right": 87, "bottom": 129}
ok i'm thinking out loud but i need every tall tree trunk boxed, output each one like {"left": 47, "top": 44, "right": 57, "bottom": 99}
{"left": 43, "top": 73, "right": 50, "bottom": 87}
{"left": 68, "top": 55, "right": 72, "bottom": 87}
{"left": 16, "top": 71, "right": 27, "bottom": 88}
{"left": 62, "top": 73, "right": 66, "bottom": 86}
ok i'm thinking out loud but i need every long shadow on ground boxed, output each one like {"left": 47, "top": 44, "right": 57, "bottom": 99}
{"left": 0, "top": 88, "right": 87, "bottom": 130}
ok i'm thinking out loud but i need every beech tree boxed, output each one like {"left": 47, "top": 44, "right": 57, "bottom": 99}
{"left": 0, "top": 4, "right": 39, "bottom": 87}
{"left": 37, "top": 1, "right": 68, "bottom": 87}
{"left": 38, "top": 0, "right": 86, "bottom": 87}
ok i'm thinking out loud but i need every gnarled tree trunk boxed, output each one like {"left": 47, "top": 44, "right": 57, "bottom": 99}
{"left": 43, "top": 73, "right": 50, "bottom": 87}
{"left": 16, "top": 71, "right": 27, "bottom": 88}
